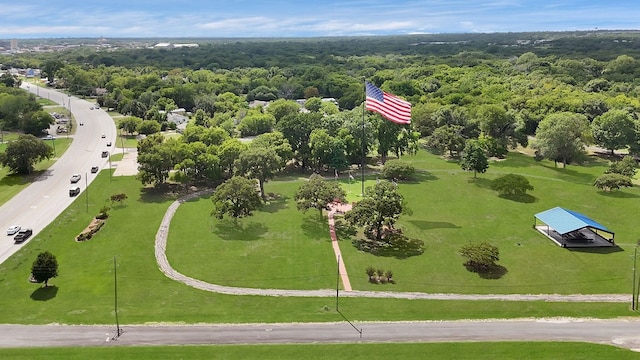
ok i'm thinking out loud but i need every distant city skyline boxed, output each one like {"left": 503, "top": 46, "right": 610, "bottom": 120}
{"left": 1, "top": 1, "right": 639, "bottom": 39}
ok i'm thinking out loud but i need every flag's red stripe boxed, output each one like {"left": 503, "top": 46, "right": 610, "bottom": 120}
{"left": 366, "top": 93, "right": 412, "bottom": 124}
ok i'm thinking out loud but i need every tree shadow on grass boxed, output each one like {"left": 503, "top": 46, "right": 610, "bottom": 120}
{"left": 333, "top": 218, "right": 357, "bottom": 240}
{"left": 463, "top": 263, "right": 508, "bottom": 279}
{"left": 213, "top": 219, "right": 268, "bottom": 241}
{"left": 404, "top": 171, "right": 439, "bottom": 183}
{"left": 468, "top": 177, "right": 493, "bottom": 190}
{"left": 301, "top": 214, "right": 328, "bottom": 241}
{"left": 595, "top": 190, "right": 640, "bottom": 199}
{"left": 353, "top": 234, "right": 424, "bottom": 259}
{"left": 409, "top": 220, "right": 460, "bottom": 230}
{"left": 138, "top": 187, "right": 181, "bottom": 204}
{"left": 0, "top": 173, "right": 29, "bottom": 187}
{"left": 261, "top": 193, "right": 289, "bottom": 213}
{"left": 539, "top": 164, "right": 596, "bottom": 185}
{"left": 30, "top": 285, "right": 58, "bottom": 301}
{"left": 498, "top": 193, "right": 537, "bottom": 203}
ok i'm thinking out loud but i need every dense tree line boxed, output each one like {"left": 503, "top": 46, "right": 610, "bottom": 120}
{"left": 5, "top": 32, "right": 640, "bottom": 185}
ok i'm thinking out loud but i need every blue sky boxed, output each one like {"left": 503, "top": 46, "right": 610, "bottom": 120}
{"left": 1, "top": 1, "right": 639, "bottom": 39}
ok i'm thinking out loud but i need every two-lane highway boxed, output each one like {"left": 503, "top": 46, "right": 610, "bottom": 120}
{"left": 0, "top": 84, "right": 117, "bottom": 265}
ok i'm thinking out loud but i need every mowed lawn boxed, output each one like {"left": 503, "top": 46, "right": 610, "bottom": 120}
{"left": 0, "top": 150, "right": 638, "bottom": 325}
{"left": 1, "top": 342, "right": 639, "bottom": 360}
{"left": 166, "top": 182, "right": 338, "bottom": 290}
{"left": 168, "top": 150, "right": 640, "bottom": 295}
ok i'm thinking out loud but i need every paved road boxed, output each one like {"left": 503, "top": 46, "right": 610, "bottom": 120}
{"left": 0, "top": 84, "right": 117, "bottom": 265}
{"left": 2, "top": 319, "right": 640, "bottom": 349}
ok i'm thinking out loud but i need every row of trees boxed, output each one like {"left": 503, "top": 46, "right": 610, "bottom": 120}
{"left": 6, "top": 35, "right": 640, "bottom": 174}
{"left": 136, "top": 108, "right": 419, "bottom": 190}
{"left": 0, "top": 82, "right": 54, "bottom": 136}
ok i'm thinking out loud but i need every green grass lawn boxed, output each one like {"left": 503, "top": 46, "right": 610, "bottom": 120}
{"left": 168, "top": 150, "right": 640, "bottom": 295}
{"left": 0, "top": 150, "right": 639, "bottom": 325}
{"left": 1, "top": 342, "right": 639, "bottom": 360}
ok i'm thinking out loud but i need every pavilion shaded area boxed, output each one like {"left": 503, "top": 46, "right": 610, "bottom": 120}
{"left": 534, "top": 207, "right": 615, "bottom": 248}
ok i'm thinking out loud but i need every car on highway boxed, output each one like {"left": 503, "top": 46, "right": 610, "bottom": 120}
{"left": 70, "top": 174, "right": 81, "bottom": 183}
{"left": 69, "top": 186, "right": 80, "bottom": 196}
{"left": 101, "top": 134, "right": 106, "bottom": 138}
{"left": 14, "top": 229, "right": 33, "bottom": 243}
{"left": 101, "top": 151, "right": 109, "bottom": 158}
{"left": 79, "top": 122, "right": 84, "bottom": 126}
{"left": 91, "top": 166, "right": 99, "bottom": 173}
{"left": 42, "top": 135, "right": 56, "bottom": 140}
{"left": 106, "top": 142, "right": 112, "bottom": 147}
{"left": 7, "top": 225, "right": 20, "bottom": 235}
{"left": 90, "top": 106, "right": 94, "bottom": 110}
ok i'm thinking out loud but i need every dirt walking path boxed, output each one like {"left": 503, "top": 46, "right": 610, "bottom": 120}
{"left": 154, "top": 191, "right": 630, "bottom": 303}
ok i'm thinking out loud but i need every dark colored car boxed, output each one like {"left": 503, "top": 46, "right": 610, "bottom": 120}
{"left": 69, "top": 186, "right": 80, "bottom": 196}
{"left": 91, "top": 166, "right": 99, "bottom": 173}
{"left": 101, "top": 151, "right": 109, "bottom": 158}
{"left": 14, "top": 229, "right": 33, "bottom": 243}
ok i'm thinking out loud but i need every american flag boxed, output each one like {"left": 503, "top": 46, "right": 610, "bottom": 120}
{"left": 365, "top": 81, "right": 412, "bottom": 125}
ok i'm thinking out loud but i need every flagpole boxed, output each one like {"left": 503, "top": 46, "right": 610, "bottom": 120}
{"left": 361, "top": 79, "right": 366, "bottom": 197}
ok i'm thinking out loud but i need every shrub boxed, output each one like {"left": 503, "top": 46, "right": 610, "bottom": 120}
{"left": 95, "top": 206, "right": 111, "bottom": 220}
{"left": 459, "top": 242, "right": 500, "bottom": 271}
{"left": 491, "top": 173, "right": 534, "bottom": 196}
{"left": 605, "top": 155, "right": 637, "bottom": 178}
{"left": 381, "top": 160, "right": 416, "bottom": 180}
{"left": 594, "top": 173, "right": 633, "bottom": 192}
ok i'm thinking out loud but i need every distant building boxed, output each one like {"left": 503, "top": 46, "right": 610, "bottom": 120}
{"left": 153, "top": 43, "right": 199, "bottom": 49}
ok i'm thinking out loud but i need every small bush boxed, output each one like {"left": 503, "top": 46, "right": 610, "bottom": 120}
{"left": 95, "top": 206, "right": 111, "bottom": 220}
{"left": 594, "top": 173, "right": 633, "bottom": 192}
{"left": 491, "top": 173, "right": 533, "bottom": 196}
{"left": 381, "top": 160, "right": 416, "bottom": 181}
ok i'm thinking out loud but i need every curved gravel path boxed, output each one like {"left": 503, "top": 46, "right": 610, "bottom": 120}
{"left": 155, "top": 191, "right": 630, "bottom": 303}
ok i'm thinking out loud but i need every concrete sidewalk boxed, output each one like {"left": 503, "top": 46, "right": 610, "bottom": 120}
{"left": 112, "top": 148, "right": 138, "bottom": 176}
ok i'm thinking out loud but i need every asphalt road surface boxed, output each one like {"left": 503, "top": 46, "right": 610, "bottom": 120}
{"left": 2, "top": 319, "right": 640, "bottom": 349}
{"left": 0, "top": 84, "right": 117, "bottom": 265}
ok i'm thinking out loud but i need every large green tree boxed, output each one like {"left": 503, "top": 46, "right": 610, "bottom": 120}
{"left": 460, "top": 140, "right": 488, "bottom": 178}
{"left": 345, "top": 181, "right": 403, "bottom": 241}
{"left": 534, "top": 112, "right": 589, "bottom": 168}
{"left": 31, "top": 251, "right": 59, "bottom": 287}
{"left": 22, "top": 110, "right": 54, "bottom": 136}
{"left": 276, "top": 112, "right": 322, "bottom": 169}
{"left": 477, "top": 104, "right": 526, "bottom": 157}
{"left": 294, "top": 173, "right": 346, "bottom": 216}
{"left": 0, "top": 134, "right": 53, "bottom": 174}
{"left": 211, "top": 176, "right": 263, "bottom": 220}
{"left": 591, "top": 109, "right": 636, "bottom": 154}
{"left": 136, "top": 134, "right": 177, "bottom": 186}
{"left": 234, "top": 147, "right": 281, "bottom": 199}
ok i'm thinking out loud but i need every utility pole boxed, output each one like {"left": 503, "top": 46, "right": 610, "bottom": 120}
{"left": 336, "top": 255, "right": 340, "bottom": 311}
{"left": 85, "top": 173, "right": 89, "bottom": 213}
{"left": 112, "top": 256, "right": 123, "bottom": 340}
